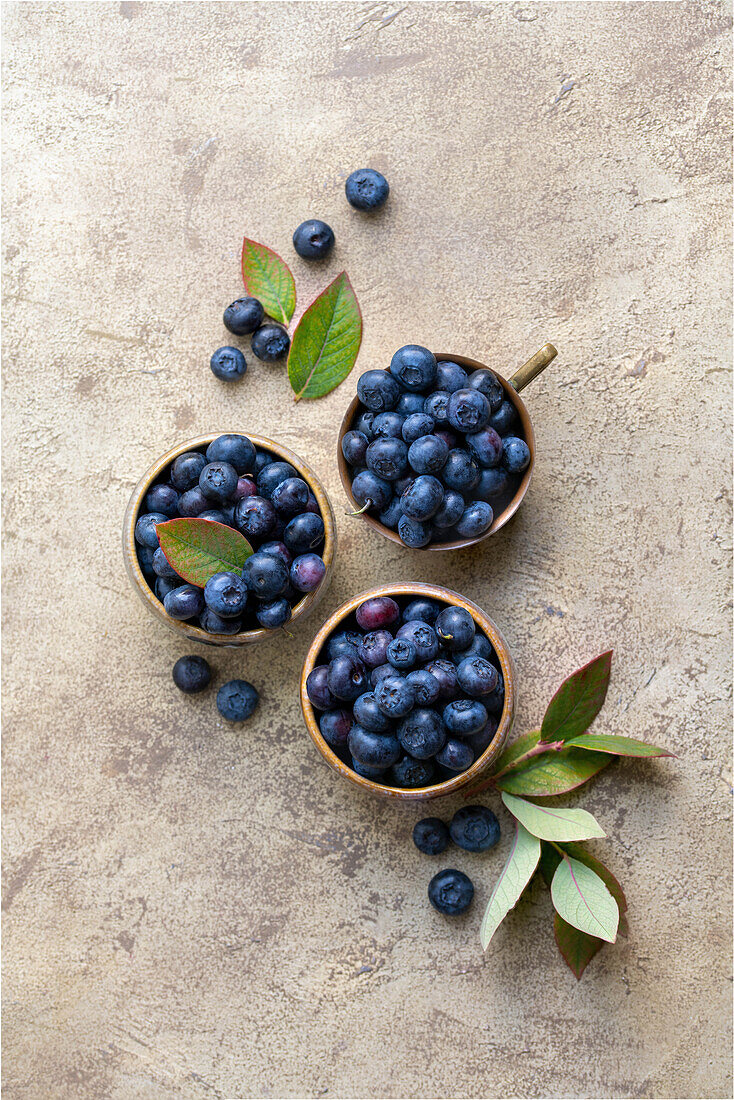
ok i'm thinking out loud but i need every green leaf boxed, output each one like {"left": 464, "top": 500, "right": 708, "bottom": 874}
{"left": 480, "top": 823, "right": 541, "bottom": 950}
{"left": 553, "top": 914, "right": 605, "bottom": 979}
{"left": 551, "top": 855, "right": 619, "bottom": 942}
{"left": 541, "top": 651, "right": 613, "bottom": 743}
{"left": 492, "top": 730, "right": 542, "bottom": 774}
{"left": 539, "top": 842, "right": 562, "bottom": 887}
{"left": 560, "top": 842, "right": 628, "bottom": 929}
{"left": 156, "top": 518, "right": 253, "bottom": 588}
{"left": 241, "top": 237, "right": 296, "bottom": 324}
{"left": 564, "top": 733, "right": 674, "bottom": 758}
{"left": 287, "top": 272, "right": 362, "bottom": 400}
{"left": 496, "top": 748, "right": 610, "bottom": 797}
{"left": 501, "top": 792, "right": 606, "bottom": 842}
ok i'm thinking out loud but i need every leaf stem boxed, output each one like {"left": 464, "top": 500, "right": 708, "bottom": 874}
{"left": 346, "top": 501, "right": 371, "bottom": 517}
{"left": 492, "top": 739, "right": 565, "bottom": 780}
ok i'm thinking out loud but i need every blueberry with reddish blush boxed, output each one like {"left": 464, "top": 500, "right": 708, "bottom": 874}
{"left": 443, "top": 698, "right": 488, "bottom": 737}
{"left": 327, "top": 654, "right": 369, "bottom": 702}
{"left": 390, "top": 755, "right": 435, "bottom": 788}
{"left": 450, "top": 805, "right": 500, "bottom": 852}
{"left": 396, "top": 620, "right": 440, "bottom": 663}
{"left": 353, "top": 692, "right": 393, "bottom": 733}
{"left": 397, "top": 708, "right": 446, "bottom": 759}
{"left": 223, "top": 296, "right": 264, "bottom": 336}
{"left": 456, "top": 502, "right": 493, "bottom": 539}
{"left": 206, "top": 435, "right": 257, "bottom": 474}
{"left": 441, "top": 449, "right": 480, "bottom": 495}
{"left": 374, "top": 676, "right": 416, "bottom": 718}
{"left": 412, "top": 817, "right": 450, "bottom": 855}
{"left": 306, "top": 665, "right": 337, "bottom": 711}
{"left": 502, "top": 436, "right": 531, "bottom": 474}
{"left": 436, "top": 739, "right": 474, "bottom": 772}
{"left": 290, "top": 553, "right": 326, "bottom": 593}
{"left": 242, "top": 552, "right": 290, "bottom": 600}
{"left": 466, "top": 426, "right": 502, "bottom": 469}
{"left": 260, "top": 541, "right": 293, "bottom": 568}
{"left": 357, "top": 369, "right": 401, "bottom": 412}
{"left": 319, "top": 709, "right": 353, "bottom": 749}
{"left": 134, "top": 512, "right": 167, "bottom": 549}
{"left": 397, "top": 514, "right": 432, "bottom": 548}
{"left": 372, "top": 411, "right": 405, "bottom": 440}
{"left": 256, "top": 598, "right": 292, "bottom": 629}
{"left": 341, "top": 430, "right": 369, "bottom": 466}
{"left": 163, "top": 584, "right": 205, "bottom": 620}
{"left": 402, "top": 413, "right": 435, "bottom": 444}
{"left": 356, "top": 596, "right": 400, "bottom": 631}
{"left": 348, "top": 725, "right": 401, "bottom": 770}
{"left": 233, "top": 476, "right": 257, "bottom": 501}
{"left": 432, "top": 490, "right": 465, "bottom": 531}
{"left": 284, "top": 513, "right": 325, "bottom": 555}
{"left": 145, "top": 483, "right": 179, "bottom": 517}
{"left": 235, "top": 495, "right": 277, "bottom": 539}
{"left": 359, "top": 629, "right": 393, "bottom": 669}
{"left": 435, "top": 606, "right": 475, "bottom": 651}
{"left": 467, "top": 369, "right": 504, "bottom": 412}
{"left": 386, "top": 637, "right": 417, "bottom": 671}
{"left": 424, "top": 658, "right": 458, "bottom": 700}
{"left": 351, "top": 470, "right": 392, "bottom": 513}
{"left": 389, "top": 345, "right": 437, "bottom": 393}
{"left": 447, "top": 389, "right": 490, "bottom": 434}
{"left": 171, "top": 451, "right": 207, "bottom": 492}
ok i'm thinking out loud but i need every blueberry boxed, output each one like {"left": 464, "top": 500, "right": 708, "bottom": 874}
{"left": 351, "top": 470, "right": 393, "bottom": 513}
{"left": 170, "top": 451, "right": 207, "bottom": 492}
{"left": 389, "top": 345, "right": 437, "bottom": 392}
{"left": 424, "top": 658, "right": 458, "bottom": 699}
{"left": 242, "top": 551, "right": 289, "bottom": 599}
{"left": 284, "top": 513, "right": 325, "bottom": 554}
{"left": 348, "top": 725, "right": 401, "bottom": 769}
{"left": 327, "top": 630, "right": 363, "bottom": 660}
{"left": 154, "top": 575, "right": 178, "bottom": 601}
{"left": 378, "top": 495, "right": 403, "bottom": 529}
{"left": 423, "top": 391, "right": 450, "bottom": 423}
{"left": 319, "top": 708, "right": 353, "bottom": 749}
{"left": 466, "top": 426, "right": 503, "bottom": 469}
{"left": 502, "top": 436, "right": 531, "bottom": 473}
{"left": 488, "top": 399, "right": 517, "bottom": 435}
{"left": 433, "top": 427, "right": 458, "bottom": 450}
{"left": 199, "top": 607, "right": 242, "bottom": 634}
{"left": 413, "top": 817, "right": 450, "bottom": 855}
{"left": 306, "top": 665, "right": 337, "bottom": 710}
{"left": 134, "top": 511, "right": 167, "bottom": 549}
{"left": 447, "top": 388, "right": 491, "bottom": 433}
{"left": 396, "top": 392, "right": 426, "bottom": 416}
{"left": 397, "top": 708, "right": 446, "bottom": 759}
{"left": 254, "top": 451, "right": 272, "bottom": 474}
{"left": 443, "top": 698, "right": 488, "bottom": 736}
{"left": 456, "top": 501, "right": 493, "bottom": 539}
{"left": 396, "top": 620, "right": 440, "bottom": 663}
{"left": 223, "top": 296, "right": 264, "bottom": 335}
{"left": 351, "top": 758, "right": 389, "bottom": 780}
{"left": 293, "top": 218, "right": 335, "bottom": 259}
{"left": 452, "top": 634, "right": 493, "bottom": 664}
{"left": 172, "top": 655, "right": 211, "bottom": 694}
{"left": 355, "top": 596, "right": 400, "bottom": 631}
{"left": 374, "top": 676, "right": 416, "bottom": 718}
{"left": 199, "top": 461, "right": 238, "bottom": 503}
{"left": 397, "top": 514, "right": 432, "bottom": 549}
{"left": 271, "top": 477, "right": 310, "bottom": 518}
{"left": 390, "top": 755, "right": 435, "bottom": 788}
{"left": 251, "top": 323, "right": 290, "bottom": 361}
{"left": 402, "top": 598, "right": 441, "bottom": 625}
{"left": 428, "top": 869, "right": 474, "bottom": 914}
{"left": 365, "top": 437, "right": 409, "bottom": 482}
{"left": 450, "top": 805, "right": 500, "bottom": 852}
{"left": 432, "top": 489, "right": 465, "bottom": 530}
{"left": 401, "top": 475, "right": 443, "bottom": 521}
{"left": 386, "top": 637, "right": 417, "bottom": 670}
{"left": 234, "top": 476, "right": 258, "bottom": 502}
{"left": 435, "top": 606, "right": 475, "bottom": 651}
{"left": 259, "top": 540, "right": 293, "bottom": 568}
{"left": 256, "top": 597, "right": 292, "bottom": 629}
{"left": 358, "top": 629, "right": 394, "bottom": 669}
{"left": 206, "top": 434, "right": 257, "bottom": 474}
{"left": 436, "top": 739, "right": 474, "bottom": 772}
{"left": 435, "top": 360, "right": 469, "bottom": 393}
{"left": 372, "top": 411, "right": 406, "bottom": 440}
{"left": 257, "top": 461, "right": 298, "bottom": 499}
{"left": 485, "top": 677, "right": 505, "bottom": 717}
{"left": 402, "top": 413, "right": 435, "bottom": 444}
{"left": 152, "top": 546, "right": 180, "bottom": 580}
{"left": 163, "top": 584, "right": 205, "bottom": 620}
{"left": 144, "top": 483, "right": 179, "bottom": 517}
{"left": 234, "top": 495, "right": 277, "bottom": 540}
{"left": 475, "top": 466, "right": 513, "bottom": 503}
{"left": 407, "top": 435, "right": 448, "bottom": 475}
{"left": 467, "top": 368, "right": 504, "bottom": 411}
{"left": 327, "top": 654, "right": 369, "bottom": 702}
{"left": 216, "top": 680, "right": 259, "bottom": 722}
{"left": 203, "top": 571, "right": 248, "bottom": 618}
{"left": 210, "top": 345, "right": 247, "bottom": 381}
{"left": 353, "top": 691, "right": 393, "bottom": 732}
{"left": 341, "top": 430, "right": 369, "bottom": 466}
{"left": 345, "top": 168, "right": 389, "bottom": 210}
{"left": 441, "top": 449, "right": 480, "bottom": 494}
{"left": 199, "top": 509, "right": 228, "bottom": 524}
{"left": 290, "top": 553, "right": 326, "bottom": 593}
{"left": 464, "top": 716, "right": 499, "bottom": 757}
{"left": 404, "top": 670, "right": 441, "bottom": 708}
{"left": 357, "top": 369, "right": 401, "bottom": 412}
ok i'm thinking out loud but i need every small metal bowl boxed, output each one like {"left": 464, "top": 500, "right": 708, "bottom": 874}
{"left": 300, "top": 582, "right": 515, "bottom": 801}
{"left": 337, "top": 343, "right": 557, "bottom": 551}
{"left": 123, "top": 433, "right": 337, "bottom": 647}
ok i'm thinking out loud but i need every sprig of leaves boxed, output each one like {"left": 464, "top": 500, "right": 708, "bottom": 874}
{"left": 476, "top": 651, "right": 674, "bottom": 977}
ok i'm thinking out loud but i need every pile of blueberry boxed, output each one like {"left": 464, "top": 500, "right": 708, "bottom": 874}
{"left": 413, "top": 806, "right": 501, "bottom": 915}
{"left": 171, "top": 655, "right": 259, "bottom": 722}
{"left": 341, "top": 344, "right": 531, "bottom": 547}
{"left": 305, "top": 593, "right": 504, "bottom": 789}
{"left": 134, "top": 434, "right": 328, "bottom": 635}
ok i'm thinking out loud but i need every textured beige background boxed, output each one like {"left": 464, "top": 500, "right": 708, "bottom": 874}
{"left": 2, "top": 2, "right": 732, "bottom": 1098}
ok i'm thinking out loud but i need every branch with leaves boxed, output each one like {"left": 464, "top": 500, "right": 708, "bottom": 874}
{"left": 473, "top": 652, "right": 674, "bottom": 978}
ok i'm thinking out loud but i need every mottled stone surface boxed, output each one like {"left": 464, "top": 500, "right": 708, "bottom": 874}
{"left": 2, "top": 2, "right": 731, "bottom": 1097}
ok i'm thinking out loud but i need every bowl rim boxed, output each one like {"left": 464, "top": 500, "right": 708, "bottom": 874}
{"left": 123, "top": 432, "right": 337, "bottom": 646}
{"left": 300, "top": 582, "right": 515, "bottom": 801}
{"left": 337, "top": 352, "right": 535, "bottom": 551}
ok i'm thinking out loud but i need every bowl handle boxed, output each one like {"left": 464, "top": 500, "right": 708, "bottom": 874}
{"left": 509, "top": 342, "right": 557, "bottom": 393}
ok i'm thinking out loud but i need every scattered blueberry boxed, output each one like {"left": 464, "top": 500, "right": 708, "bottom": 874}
{"left": 293, "top": 219, "right": 335, "bottom": 260}
{"left": 172, "top": 655, "right": 211, "bottom": 694}
{"left": 251, "top": 323, "right": 290, "bottom": 361}
{"left": 223, "top": 296, "right": 264, "bottom": 336}
{"left": 428, "top": 869, "right": 474, "bottom": 914}
{"left": 290, "top": 553, "right": 326, "bottom": 593}
{"left": 210, "top": 346, "right": 247, "bottom": 382}
{"left": 345, "top": 168, "right": 389, "bottom": 210}
{"left": 412, "top": 818, "right": 450, "bottom": 855}
{"left": 216, "top": 680, "right": 259, "bottom": 722}
{"left": 449, "top": 805, "right": 501, "bottom": 852}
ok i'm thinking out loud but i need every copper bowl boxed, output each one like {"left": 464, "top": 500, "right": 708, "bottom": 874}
{"left": 337, "top": 343, "right": 557, "bottom": 551}
{"left": 300, "top": 582, "right": 515, "bottom": 801}
{"left": 123, "top": 433, "right": 337, "bottom": 647}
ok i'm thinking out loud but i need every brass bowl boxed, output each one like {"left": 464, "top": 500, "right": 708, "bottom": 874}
{"left": 123, "top": 433, "right": 337, "bottom": 647}
{"left": 337, "top": 343, "right": 557, "bottom": 551}
{"left": 300, "top": 582, "right": 515, "bottom": 801}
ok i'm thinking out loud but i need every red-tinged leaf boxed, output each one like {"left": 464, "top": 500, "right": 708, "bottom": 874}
{"left": 287, "top": 272, "right": 362, "bottom": 401}
{"left": 495, "top": 748, "right": 610, "bottom": 797}
{"left": 554, "top": 913, "right": 605, "bottom": 979}
{"left": 241, "top": 238, "right": 296, "bottom": 325}
{"left": 541, "top": 651, "right": 613, "bottom": 743}
{"left": 157, "top": 518, "right": 252, "bottom": 588}
{"left": 492, "top": 730, "right": 542, "bottom": 775}
{"left": 559, "top": 842, "right": 628, "bottom": 917}
{"left": 564, "top": 733, "right": 674, "bottom": 758}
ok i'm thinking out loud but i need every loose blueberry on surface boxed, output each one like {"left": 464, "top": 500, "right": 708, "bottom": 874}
{"left": 348, "top": 725, "right": 401, "bottom": 769}
{"left": 390, "top": 755, "right": 435, "bottom": 788}
{"left": 152, "top": 546, "right": 180, "bottom": 580}
{"left": 293, "top": 218, "right": 335, "bottom": 260}
{"left": 396, "top": 620, "right": 440, "bottom": 663}
{"left": 345, "top": 168, "right": 389, "bottom": 210}
{"left": 450, "top": 805, "right": 501, "bottom": 852}
{"left": 442, "top": 698, "right": 489, "bottom": 737}
{"left": 284, "top": 512, "right": 325, "bottom": 554}
{"left": 327, "top": 654, "right": 369, "bottom": 702}
{"left": 171, "top": 451, "right": 207, "bottom": 492}
{"left": 341, "top": 430, "right": 369, "bottom": 466}
{"left": 423, "top": 391, "right": 450, "bottom": 424}
{"left": 371, "top": 411, "right": 406, "bottom": 440}
{"left": 242, "top": 551, "right": 290, "bottom": 600}
{"left": 163, "top": 584, "right": 205, "bottom": 620}
{"left": 145, "top": 483, "right": 179, "bottom": 517}
{"left": 255, "top": 597, "right": 292, "bottom": 629}
{"left": 386, "top": 637, "right": 417, "bottom": 670}
{"left": 204, "top": 571, "right": 248, "bottom": 618}
{"left": 435, "top": 606, "right": 475, "bottom": 651}
{"left": 352, "top": 691, "right": 393, "bottom": 732}
{"left": 456, "top": 501, "right": 493, "bottom": 539}
{"left": 172, "top": 655, "right": 211, "bottom": 694}
{"left": 319, "top": 708, "right": 353, "bottom": 749}
{"left": 355, "top": 596, "right": 400, "bottom": 631}
{"left": 447, "top": 388, "right": 491, "bottom": 433}
{"left": 428, "top": 868, "right": 474, "bottom": 914}
{"left": 357, "top": 369, "right": 401, "bottom": 412}
{"left": 210, "top": 345, "right": 247, "bottom": 382}
{"left": 235, "top": 495, "right": 277, "bottom": 539}
{"left": 397, "top": 708, "right": 447, "bottom": 759}
{"left": 351, "top": 470, "right": 393, "bottom": 513}
{"left": 374, "top": 675, "right": 416, "bottom": 718}
{"left": 306, "top": 665, "right": 337, "bottom": 711}
{"left": 199, "top": 461, "right": 239, "bottom": 503}
{"left": 216, "top": 680, "right": 259, "bottom": 722}
{"left": 488, "top": 399, "right": 517, "bottom": 435}
{"left": 401, "top": 413, "right": 435, "bottom": 444}
{"left": 441, "top": 449, "right": 480, "bottom": 494}
{"left": 223, "top": 296, "right": 264, "bottom": 335}
{"left": 389, "top": 344, "right": 437, "bottom": 393}
{"left": 467, "top": 368, "right": 504, "bottom": 412}
{"left": 436, "top": 738, "right": 474, "bottom": 772}
{"left": 413, "top": 817, "right": 450, "bottom": 855}
{"left": 290, "top": 553, "right": 326, "bottom": 593}
{"left": 502, "top": 436, "right": 531, "bottom": 474}
{"left": 251, "top": 323, "right": 290, "bottom": 361}
{"left": 206, "top": 434, "right": 257, "bottom": 474}
{"left": 199, "top": 607, "right": 242, "bottom": 634}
